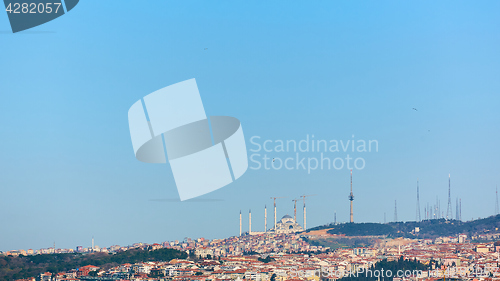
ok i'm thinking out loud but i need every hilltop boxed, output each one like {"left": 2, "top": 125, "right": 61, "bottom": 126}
{"left": 308, "top": 214, "right": 500, "bottom": 239}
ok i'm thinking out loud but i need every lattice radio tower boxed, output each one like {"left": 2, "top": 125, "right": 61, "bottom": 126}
{"left": 348, "top": 170, "right": 354, "bottom": 223}
{"left": 446, "top": 174, "right": 452, "bottom": 220}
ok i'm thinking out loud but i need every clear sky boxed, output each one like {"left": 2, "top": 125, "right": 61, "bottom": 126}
{"left": 0, "top": 1, "right": 499, "bottom": 252}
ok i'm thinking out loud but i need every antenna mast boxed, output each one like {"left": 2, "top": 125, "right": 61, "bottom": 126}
{"left": 394, "top": 200, "right": 398, "bottom": 222}
{"left": 446, "top": 174, "right": 452, "bottom": 220}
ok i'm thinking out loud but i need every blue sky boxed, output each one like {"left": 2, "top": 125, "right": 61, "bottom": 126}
{"left": 0, "top": 0, "right": 499, "bottom": 252}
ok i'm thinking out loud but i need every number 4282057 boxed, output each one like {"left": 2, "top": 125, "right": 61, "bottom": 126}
{"left": 6, "top": 3, "right": 62, "bottom": 14}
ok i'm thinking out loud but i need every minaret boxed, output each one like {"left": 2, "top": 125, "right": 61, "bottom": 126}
{"left": 249, "top": 209, "right": 252, "bottom": 235}
{"left": 239, "top": 210, "right": 242, "bottom": 236}
{"left": 92, "top": 236, "right": 94, "bottom": 252}
{"left": 293, "top": 199, "right": 298, "bottom": 222}
{"left": 334, "top": 211, "right": 337, "bottom": 225}
{"left": 348, "top": 170, "right": 354, "bottom": 223}
{"left": 264, "top": 205, "right": 267, "bottom": 232}
{"left": 274, "top": 201, "right": 277, "bottom": 232}
{"left": 303, "top": 200, "right": 307, "bottom": 230}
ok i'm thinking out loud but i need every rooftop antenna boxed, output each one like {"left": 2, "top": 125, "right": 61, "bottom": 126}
{"left": 446, "top": 174, "right": 452, "bottom": 220}
{"left": 348, "top": 170, "right": 354, "bottom": 223}
{"left": 416, "top": 179, "right": 421, "bottom": 222}
{"left": 300, "top": 194, "right": 317, "bottom": 230}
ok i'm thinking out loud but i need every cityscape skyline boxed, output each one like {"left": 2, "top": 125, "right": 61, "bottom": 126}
{"left": 1, "top": 0, "right": 499, "bottom": 253}
{"left": 1, "top": 174, "right": 497, "bottom": 254}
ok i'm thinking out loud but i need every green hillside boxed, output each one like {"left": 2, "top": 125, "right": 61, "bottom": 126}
{"left": 0, "top": 248, "right": 187, "bottom": 281}
{"left": 309, "top": 215, "right": 500, "bottom": 239}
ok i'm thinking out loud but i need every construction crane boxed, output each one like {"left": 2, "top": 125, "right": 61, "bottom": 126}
{"left": 270, "top": 197, "right": 287, "bottom": 231}
{"left": 300, "top": 194, "right": 317, "bottom": 230}
{"left": 292, "top": 199, "right": 299, "bottom": 222}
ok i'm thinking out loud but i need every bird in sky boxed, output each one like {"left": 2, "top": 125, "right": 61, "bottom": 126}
{"left": 412, "top": 108, "right": 418, "bottom": 111}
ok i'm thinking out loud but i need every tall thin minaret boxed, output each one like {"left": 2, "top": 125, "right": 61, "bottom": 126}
{"left": 334, "top": 211, "right": 337, "bottom": 225}
{"left": 274, "top": 201, "right": 277, "bottom": 231}
{"left": 92, "top": 236, "right": 94, "bottom": 252}
{"left": 249, "top": 209, "right": 252, "bottom": 235}
{"left": 239, "top": 210, "right": 242, "bottom": 236}
{"left": 264, "top": 205, "right": 267, "bottom": 232}
{"left": 293, "top": 199, "right": 298, "bottom": 222}
{"left": 303, "top": 200, "right": 307, "bottom": 230}
{"left": 349, "top": 170, "right": 354, "bottom": 223}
